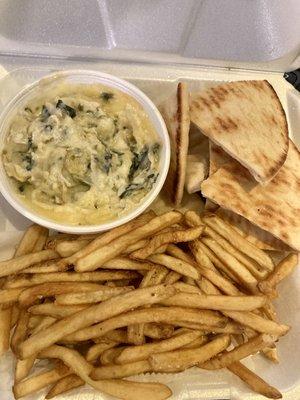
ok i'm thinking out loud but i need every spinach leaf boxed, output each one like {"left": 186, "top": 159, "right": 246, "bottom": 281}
{"left": 22, "top": 153, "right": 34, "bottom": 171}
{"left": 41, "top": 105, "right": 51, "bottom": 121}
{"left": 103, "top": 149, "right": 112, "bottom": 174}
{"left": 100, "top": 92, "right": 114, "bottom": 102}
{"left": 152, "top": 143, "right": 160, "bottom": 155}
{"left": 128, "top": 147, "right": 150, "bottom": 180}
{"left": 56, "top": 100, "right": 76, "bottom": 118}
{"left": 119, "top": 183, "right": 144, "bottom": 199}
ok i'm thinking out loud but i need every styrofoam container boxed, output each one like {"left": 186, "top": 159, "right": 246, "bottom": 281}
{"left": 0, "top": 1, "right": 299, "bottom": 398}
{"left": 0, "top": 63, "right": 299, "bottom": 400}
{"left": 0, "top": 69, "right": 170, "bottom": 233}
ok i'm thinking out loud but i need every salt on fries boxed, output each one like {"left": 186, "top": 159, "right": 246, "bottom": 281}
{"left": 0, "top": 210, "right": 297, "bottom": 400}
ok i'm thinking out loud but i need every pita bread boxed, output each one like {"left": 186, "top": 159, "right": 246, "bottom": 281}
{"left": 191, "top": 80, "right": 289, "bottom": 183}
{"left": 185, "top": 124, "right": 209, "bottom": 194}
{"left": 201, "top": 139, "right": 300, "bottom": 251}
{"left": 205, "top": 144, "right": 289, "bottom": 250}
{"left": 205, "top": 143, "right": 231, "bottom": 211}
{"left": 159, "top": 82, "right": 190, "bottom": 206}
{"left": 216, "top": 208, "right": 291, "bottom": 251}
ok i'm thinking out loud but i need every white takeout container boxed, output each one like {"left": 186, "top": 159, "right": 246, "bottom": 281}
{"left": 0, "top": 1, "right": 300, "bottom": 400}
{"left": 0, "top": 69, "right": 170, "bottom": 233}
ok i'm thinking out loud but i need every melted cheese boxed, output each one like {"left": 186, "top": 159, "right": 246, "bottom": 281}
{"left": 2, "top": 82, "right": 161, "bottom": 225}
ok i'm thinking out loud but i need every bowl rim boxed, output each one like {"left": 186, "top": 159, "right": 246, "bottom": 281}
{"left": 0, "top": 69, "right": 170, "bottom": 233}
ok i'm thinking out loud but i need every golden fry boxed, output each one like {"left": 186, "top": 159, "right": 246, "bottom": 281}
{"left": 75, "top": 211, "right": 182, "bottom": 271}
{"left": 0, "top": 249, "right": 58, "bottom": 278}
{"left": 149, "top": 334, "right": 230, "bottom": 371}
{"left": 259, "top": 253, "right": 298, "bottom": 295}
{"left": 65, "top": 307, "right": 227, "bottom": 342}
{"left": 19, "top": 284, "right": 176, "bottom": 358}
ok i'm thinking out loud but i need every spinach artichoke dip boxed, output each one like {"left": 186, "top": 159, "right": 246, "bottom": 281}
{"left": 2, "top": 83, "right": 161, "bottom": 225}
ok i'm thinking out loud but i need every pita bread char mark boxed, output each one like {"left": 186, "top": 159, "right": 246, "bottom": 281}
{"left": 201, "top": 140, "right": 300, "bottom": 251}
{"left": 159, "top": 82, "right": 190, "bottom": 206}
{"left": 191, "top": 80, "right": 289, "bottom": 184}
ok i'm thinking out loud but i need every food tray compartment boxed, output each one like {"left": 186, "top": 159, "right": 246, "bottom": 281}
{"left": 0, "top": 61, "right": 300, "bottom": 400}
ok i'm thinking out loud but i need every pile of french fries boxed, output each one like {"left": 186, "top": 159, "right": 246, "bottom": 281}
{"left": 0, "top": 209, "right": 297, "bottom": 400}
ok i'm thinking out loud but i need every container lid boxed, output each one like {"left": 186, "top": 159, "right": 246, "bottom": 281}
{"left": 0, "top": 0, "right": 299, "bottom": 72}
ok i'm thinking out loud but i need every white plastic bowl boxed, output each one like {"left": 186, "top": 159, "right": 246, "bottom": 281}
{"left": 0, "top": 70, "right": 170, "bottom": 234}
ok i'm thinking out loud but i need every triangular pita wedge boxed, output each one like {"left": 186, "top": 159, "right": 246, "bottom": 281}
{"left": 215, "top": 208, "right": 291, "bottom": 251}
{"left": 191, "top": 80, "right": 289, "bottom": 183}
{"left": 205, "top": 144, "right": 290, "bottom": 250}
{"left": 201, "top": 139, "right": 300, "bottom": 250}
{"left": 159, "top": 82, "right": 190, "bottom": 205}
{"left": 185, "top": 123, "right": 209, "bottom": 194}
{"left": 205, "top": 142, "right": 231, "bottom": 211}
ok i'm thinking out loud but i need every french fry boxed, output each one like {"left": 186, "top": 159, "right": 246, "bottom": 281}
{"left": 14, "top": 225, "right": 48, "bottom": 257}
{"left": 92, "top": 360, "right": 152, "bottom": 379}
{"left": 184, "top": 210, "right": 203, "bottom": 227}
{"left": 123, "top": 239, "right": 149, "bottom": 254}
{"left": 15, "top": 357, "right": 35, "bottom": 383}
{"left": 173, "top": 321, "right": 244, "bottom": 334}
{"left": 0, "top": 308, "right": 12, "bottom": 355}
{"left": 86, "top": 340, "right": 119, "bottom": 362}
{"left": 131, "top": 226, "right": 203, "bottom": 259}
{"left": 11, "top": 311, "right": 30, "bottom": 353}
{"left": 202, "top": 214, "right": 274, "bottom": 271}
{"left": 161, "top": 293, "right": 267, "bottom": 311}
{"left": 116, "top": 330, "right": 202, "bottom": 364}
{"left": 164, "top": 271, "right": 181, "bottom": 284}
{"left": 204, "top": 225, "right": 268, "bottom": 279}
{"left": 181, "top": 335, "right": 209, "bottom": 349}
{"left": 32, "top": 228, "right": 49, "bottom": 252}
{"left": 195, "top": 240, "right": 240, "bottom": 283}
{"left": 39, "top": 345, "right": 172, "bottom": 400}
{"left": 46, "top": 374, "right": 84, "bottom": 399}
{"left": 148, "top": 254, "right": 200, "bottom": 280}
{"left": 63, "top": 211, "right": 156, "bottom": 266}
{"left": 100, "top": 346, "right": 126, "bottom": 365}
{"left": 55, "top": 239, "right": 90, "bottom": 257}
{"left": 29, "top": 303, "right": 87, "bottom": 318}
{"left": 0, "top": 288, "right": 24, "bottom": 308}
{"left": 65, "top": 307, "right": 227, "bottom": 342}
{"left": 75, "top": 211, "right": 182, "bottom": 272}
{"left": 45, "top": 233, "right": 78, "bottom": 249}
{"left": 13, "top": 364, "right": 70, "bottom": 399}
{"left": 201, "top": 268, "right": 242, "bottom": 295}
{"left": 144, "top": 323, "right": 174, "bottom": 339}
{"left": 201, "top": 237, "right": 258, "bottom": 293}
{"left": 128, "top": 266, "right": 168, "bottom": 345}
{"left": 0, "top": 249, "right": 58, "bottom": 278}
{"left": 55, "top": 286, "right": 134, "bottom": 305}
{"left": 224, "top": 310, "right": 290, "bottom": 336}
{"left": 18, "top": 282, "right": 107, "bottom": 308}
{"left": 227, "top": 361, "right": 282, "bottom": 399}
{"left": 100, "top": 329, "right": 129, "bottom": 343}
{"left": 201, "top": 334, "right": 276, "bottom": 370}
{"left": 173, "top": 282, "right": 202, "bottom": 294}
{"left": 10, "top": 304, "right": 20, "bottom": 328}
{"left": 29, "top": 316, "right": 57, "bottom": 335}
{"left": 103, "top": 257, "right": 154, "bottom": 270}
{"left": 19, "top": 284, "right": 176, "bottom": 358}
{"left": 149, "top": 334, "right": 230, "bottom": 371}
{"left": 166, "top": 244, "right": 195, "bottom": 264}
{"left": 259, "top": 253, "right": 298, "bottom": 295}
{"left": 23, "top": 261, "right": 65, "bottom": 274}
{"left": 6, "top": 271, "right": 138, "bottom": 289}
